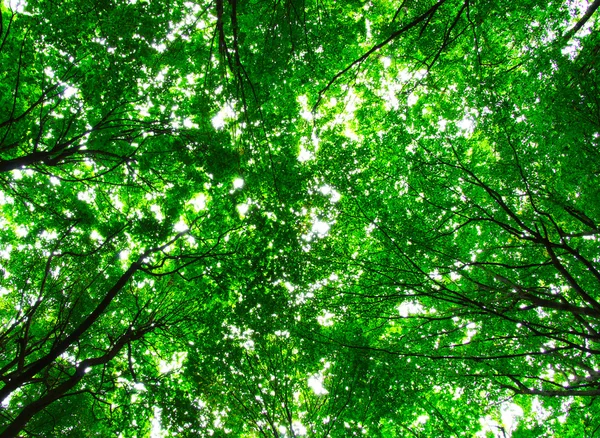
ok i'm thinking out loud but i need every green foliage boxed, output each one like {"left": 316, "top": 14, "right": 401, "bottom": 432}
{"left": 1, "top": 0, "right": 600, "bottom": 436}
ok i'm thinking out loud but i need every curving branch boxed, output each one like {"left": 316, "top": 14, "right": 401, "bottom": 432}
{"left": 312, "top": 0, "right": 449, "bottom": 112}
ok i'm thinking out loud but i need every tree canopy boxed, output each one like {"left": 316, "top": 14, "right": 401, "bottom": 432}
{"left": 1, "top": 0, "right": 599, "bottom": 436}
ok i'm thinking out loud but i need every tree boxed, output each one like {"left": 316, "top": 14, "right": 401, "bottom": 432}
{"left": 310, "top": 0, "right": 600, "bottom": 434}
{"left": 1, "top": 0, "right": 600, "bottom": 436}
{"left": 0, "top": 0, "right": 251, "bottom": 435}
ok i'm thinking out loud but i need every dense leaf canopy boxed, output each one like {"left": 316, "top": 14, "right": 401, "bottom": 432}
{"left": 1, "top": 0, "right": 600, "bottom": 436}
